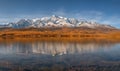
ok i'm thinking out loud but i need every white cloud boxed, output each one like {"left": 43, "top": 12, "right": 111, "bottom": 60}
{"left": 74, "top": 11, "right": 103, "bottom": 21}
{"left": 73, "top": 11, "right": 120, "bottom": 28}
{"left": 52, "top": 8, "right": 66, "bottom": 16}
{"left": 101, "top": 16, "right": 120, "bottom": 27}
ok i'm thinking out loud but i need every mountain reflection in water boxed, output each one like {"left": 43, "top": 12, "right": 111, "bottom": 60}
{"left": 0, "top": 41, "right": 120, "bottom": 71}
{"left": 0, "top": 41, "right": 115, "bottom": 55}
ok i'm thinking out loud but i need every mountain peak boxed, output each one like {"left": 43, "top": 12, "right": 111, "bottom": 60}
{"left": 2, "top": 15, "right": 116, "bottom": 29}
{"left": 52, "top": 15, "right": 57, "bottom": 17}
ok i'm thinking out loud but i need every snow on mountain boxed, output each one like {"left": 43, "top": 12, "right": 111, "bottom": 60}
{"left": 6, "top": 15, "right": 116, "bottom": 29}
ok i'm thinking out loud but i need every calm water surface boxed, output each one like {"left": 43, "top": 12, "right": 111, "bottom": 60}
{"left": 0, "top": 41, "right": 120, "bottom": 71}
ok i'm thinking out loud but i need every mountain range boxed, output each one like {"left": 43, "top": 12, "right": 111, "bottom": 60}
{"left": 0, "top": 15, "right": 116, "bottom": 29}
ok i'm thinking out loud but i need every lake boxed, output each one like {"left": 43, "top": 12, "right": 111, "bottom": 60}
{"left": 0, "top": 40, "right": 120, "bottom": 71}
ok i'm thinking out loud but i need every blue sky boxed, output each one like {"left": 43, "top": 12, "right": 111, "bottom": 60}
{"left": 0, "top": 0, "right": 120, "bottom": 28}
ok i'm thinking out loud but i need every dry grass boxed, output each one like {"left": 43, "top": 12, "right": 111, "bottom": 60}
{"left": 0, "top": 28, "right": 120, "bottom": 42}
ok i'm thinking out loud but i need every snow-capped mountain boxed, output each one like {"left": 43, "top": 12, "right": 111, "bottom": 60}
{"left": 6, "top": 15, "right": 115, "bottom": 29}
